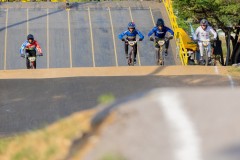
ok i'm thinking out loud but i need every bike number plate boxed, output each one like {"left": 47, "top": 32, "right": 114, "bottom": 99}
{"left": 128, "top": 41, "right": 136, "bottom": 46}
{"left": 202, "top": 41, "right": 209, "bottom": 47}
{"left": 28, "top": 57, "right": 36, "bottom": 62}
{"left": 158, "top": 40, "right": 165, "bottom": 46}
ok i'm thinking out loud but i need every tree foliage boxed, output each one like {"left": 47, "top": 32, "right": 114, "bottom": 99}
{"left": 173, "top": 0, "right": 240, "bottom": 32}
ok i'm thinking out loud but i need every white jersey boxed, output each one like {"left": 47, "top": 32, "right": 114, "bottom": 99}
{"left": 194, "top": 26, "right": 217, "bottom": 41}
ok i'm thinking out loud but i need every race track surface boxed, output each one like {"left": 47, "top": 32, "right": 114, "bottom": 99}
{"left": 0, "top": 66, "right": 238, "bottom": 136}
{"left": 0, "top": 1, "right": 177, "bottom": 70}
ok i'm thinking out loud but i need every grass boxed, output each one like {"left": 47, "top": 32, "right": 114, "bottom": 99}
{"left": 98, "top": 93, "right": 115, "bottom": 105}
{"left": 0, "top": 93, "right": 117, "bottom": 160}
{"left": 227, "top": 66, "right": 240, "bottom": 77}
{"left": 0, "top": 138, "right": 12, "bottom": 154}
{"left": 100, "top": 152, "right": 127, "bottom": 160}
{"left": 12, "top": 147, "right": 38, "bottom": 160}
{"left": 0, "top": 109, "right": 96, "bottom": 160}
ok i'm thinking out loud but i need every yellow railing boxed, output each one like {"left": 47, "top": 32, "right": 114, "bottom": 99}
{"left": 163, "top": 0, "right": 189, "bottom": 65}
{"left": 0, "top": 0, "right": 66, "bottom": 2}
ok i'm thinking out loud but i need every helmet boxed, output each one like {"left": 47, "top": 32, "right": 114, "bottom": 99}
{"left": 128, "top": 22, "right": 136, "bottom": 29}
{"left": 27, "top": 34, "right": 34, "bottom": 40}
{"left": 200, "top": 19, "right": 208, "bottom": 26}
{"left": 156, "top": 18, "right": 165, "bottom": 27}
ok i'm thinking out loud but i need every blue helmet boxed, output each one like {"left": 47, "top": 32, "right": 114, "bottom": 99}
{"left": 156, "top": 18, "right": 165, "bottom": 27}
{"left": 128, "top": 22, "right": 136, "bottom": 29}
{"left": 27, "top": 34, "right": 34, "bottom": 40}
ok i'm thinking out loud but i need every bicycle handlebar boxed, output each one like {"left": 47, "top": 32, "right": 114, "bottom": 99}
{"left": 124, "top": 39, "right": 139, "bottom": 46}
{"left": 25, "top": 53, "right": 43, "bottom": 57}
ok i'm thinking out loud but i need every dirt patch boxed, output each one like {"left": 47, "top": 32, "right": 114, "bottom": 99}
{"left": 0, "top": 66, "right": 229, "bottom": 79}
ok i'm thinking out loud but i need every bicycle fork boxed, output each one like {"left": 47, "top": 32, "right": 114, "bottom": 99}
{"left": 155, "top": 47, "right": 164, "bottom": 65}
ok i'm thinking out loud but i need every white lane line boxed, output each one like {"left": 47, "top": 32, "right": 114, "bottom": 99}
{"left": 214, "top": 66, "right": 219, "bottom": 74}
{"left": 88, "top": 7, "right": 96, "bottom": 67}
{"left": 47, "top": 9, "right": 49, "bottom": 69}
{"left": 67, "top": 10, "right": 73, "bottom": 68}
{"left": 108, "top": 7, "right": 118, "bottom": 67}
{"left": 128, "top": 7, "right": 141, "bottom": 66}
{"left": 27, "top": 8, "right": 29, "bottom": 35}
{"left": 4, "top": 9, "right": 8, "bottom": 70}
{"left": 214, "top": 66, "right": 235, "bottom": 89}
{"left": 149, "top": 7, "right": 156, "bottom": 26}
{"left": 227, "top": 74, "right": 235, "bottom": 89}
{"left": 157, "top": 89, "right": 202, "bottom": 160}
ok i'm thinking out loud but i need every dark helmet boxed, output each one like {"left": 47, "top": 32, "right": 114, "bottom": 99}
{"left": 156, "top": 18, "right": 165, "bottom": 27}
{"left": 128, "top": 22, "right": 136, "bottom": 29}
{"left": 200, "top": 19, "right": 208, "bottom": 26}
{"left": 27, "top": 34, "right": 34, "bottom": 41}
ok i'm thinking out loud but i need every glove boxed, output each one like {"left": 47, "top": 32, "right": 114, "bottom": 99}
{"left": 150, "top": 37, "right": 154, "bottom": 41}
{"left": 20, "top": 54, "right": 25, "bottom": 58}
{"left": 169, "top": 35, "right": 174, "bottom": 39}
{"left": 138, "top": 38, "right": 143, "bottom": 41}
{"left": 121, "top": 38, "right": 125, "bottom": 42}
{"left": 164, "top": 37, "right": 169, "bottom": 41}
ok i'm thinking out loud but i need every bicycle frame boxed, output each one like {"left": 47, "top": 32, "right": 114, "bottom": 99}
{"left": 127, "top": 40, "right": 138, "bottom": 66}
{"left": 28, "top": 56, "right": 36, "bottom": 69}
{"left": 156, "top": 39, "right": 166, "bottom": 66}
{"left": 200, "top": 40, "right": 210, "bottom": 66}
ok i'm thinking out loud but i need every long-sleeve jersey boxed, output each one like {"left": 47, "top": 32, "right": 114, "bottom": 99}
{"left": 194, "top": 26, "right": 217, "bottom": 41}
{"left": 148, "top": 26, "right": 174, "bottom": 38}
{"left": 20, "top": 40, "right": 42, "bottom": 55}
{"left": 118, "top": 29, "right": 144, "bottom": 40}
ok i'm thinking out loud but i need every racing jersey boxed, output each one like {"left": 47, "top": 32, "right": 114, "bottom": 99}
{"left": 148, "top": 26, "right": 174, "bottom": 38}
{"left": 20, "top": 40, "right": 42, "bottom": 55}
{"left": 194, "top": 26, "right": 217, "bottom": 41}
{"left": 118, "top": 29, "right": 144, "bottom": 40}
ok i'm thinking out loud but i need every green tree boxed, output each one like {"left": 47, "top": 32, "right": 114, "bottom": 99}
{"left": 173, "top": 0, "right": 239, "bottom": 31}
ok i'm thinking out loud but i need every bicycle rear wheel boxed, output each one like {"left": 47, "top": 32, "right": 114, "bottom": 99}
{"left": 155, "top": 49, "right": 160, "bottom": 65}
{"left": 131, "top": 50, "right": 135, "bottom": 66}
{"left": 128, "top": 51, "right": 132, "bottom": 66}
{"left": 205, "top": 49, "right": 208, "bottom": 66}
{"left": 159, "top": 47, "right": 164, "bottom": 66}
{"left": 30, "top": 61, "right": 35, "bottom": 69}
{"left": 161, "top": 49, "right": 165, "bottom": 66}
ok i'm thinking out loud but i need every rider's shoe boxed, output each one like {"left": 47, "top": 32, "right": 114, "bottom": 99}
{"left": 164, "top": 49, "right": 168, "bottom": 56}
{"left": 199, "top": 59, "right": 205, "bottom": 65}
{"left": 134, "top": 58, "right": 137, "bottom": 64}
{"left": 208, "top": 57, "right": 212, "bottom": 65}
{"left": 158, "top": 58, "right": 163, "bottom": 65}
{"left": 188, "top": 59, "right": 195, "bottom": 65}
{"left": 159, "top": 60, "right": 163, "bottom": 65}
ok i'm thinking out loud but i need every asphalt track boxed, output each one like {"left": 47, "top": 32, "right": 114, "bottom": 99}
{"left": 0, "top": 2, "right": 176, "bottom": 70}
{"left": 0, "top": 2, "right": 176, "bottom": 136}
{"left": 0, "top": 66, "right": 239, "bottom": 136}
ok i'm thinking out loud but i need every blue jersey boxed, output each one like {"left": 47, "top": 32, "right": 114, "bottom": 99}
{"left": 118, "top": 29, "right": 144, "bottom": 40}
{"left": 148, "top": 26, "right": 174, "bottom": 39}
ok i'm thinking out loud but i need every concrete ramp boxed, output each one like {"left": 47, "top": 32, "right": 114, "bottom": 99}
{"left": 0, "top": 1, "right": 178, "bottom": 70}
